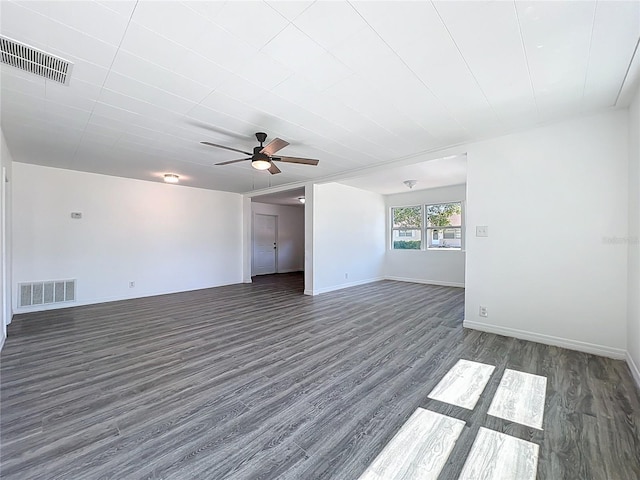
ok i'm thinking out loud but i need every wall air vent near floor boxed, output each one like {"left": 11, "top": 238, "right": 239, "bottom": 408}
{"left": 19, "top": 280, "right": 76, "bottom": 308}
{"left": 0, "top": 35, "right": 73, "bottom": 85}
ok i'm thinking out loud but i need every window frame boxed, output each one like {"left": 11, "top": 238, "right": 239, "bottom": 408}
{"left": 390, "top": 201, "right": 464, "bottom": 252}
{"left": 426, "top": 201, "right": 463, "bottom": 251}
{"left": 390, "top": 205, "right": 423, "bottom": 250}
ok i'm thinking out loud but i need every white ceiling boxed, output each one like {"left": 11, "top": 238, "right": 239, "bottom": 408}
{"left": 252, "top": 186, "right": 305, "bottom": 206}
{"left": 340, "top": 154, "right": 467, "bottom": 195}
{"left": 1, "top": 1, "right": 638, "bottom": 193}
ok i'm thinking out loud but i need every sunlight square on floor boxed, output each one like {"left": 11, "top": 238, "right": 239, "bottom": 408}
{"left": 487, "top": 369, "right": 547, "bottom": 430}
{"left": 358, "top": 408, "right": 465, "bottom": 480}
{"left": 427, "top": 359, "right": 495, "bottom": 410}
{"left": 459, "top": 427, "right": 539, "bottom": 480}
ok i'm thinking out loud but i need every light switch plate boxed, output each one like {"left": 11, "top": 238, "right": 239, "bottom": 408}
{"left": 476, "top": 226, "right": 488, "bottom": 237}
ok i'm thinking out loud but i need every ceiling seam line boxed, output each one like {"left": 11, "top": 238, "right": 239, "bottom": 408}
{"left": 431, "top": 2, "right": 503, "bottom": 125}
{"left": 194, "top": 81, "right": 398, "bottom": 162}
{"left": 180, "top": 1, "right": 293, "bottom": 119}
{"left": 10, "top": 2, "right": 131, "bottom": 55}
{"left": 615, "top": 35, "right": 640, "bottom": 106}
{"left": 70, "top": 0, "right": 140, "bottom": 164}
{"left": 82, "top": 21, "right": 233, "bottom": 140}
{"left": 112, "top": 14, "right": 238, "bottom": 109}
{"left": 513, "top": 0, "right": 539, "bottom": 118}
{"left": 580, "top": 1, "right": 598, "bottom": 111}
{"left": 346, "top": 0, "right": 470, "bottom": 139}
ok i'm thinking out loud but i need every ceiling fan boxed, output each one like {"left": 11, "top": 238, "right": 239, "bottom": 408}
{"left": 200, "top": 132, "right": 319, "bottom": 175}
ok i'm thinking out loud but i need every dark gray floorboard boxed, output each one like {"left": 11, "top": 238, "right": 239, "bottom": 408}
{"left": 1, "top": 273, "right": 639, "bottom": 479}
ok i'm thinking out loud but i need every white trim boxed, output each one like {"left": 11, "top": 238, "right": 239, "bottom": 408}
{"left": 277, "top": 268, "right": 304, "bottom": 274}
{"left": 385, "top": 276, "right": 464, "bottom": 288}
{"left": 627, "top": 351, "right": 640, "bottom": 391}
{"left": 304, "top": 183, "right": 314, "bottom": 297}
{"left": 0, "top": 332, "right": 4, "bottom": 351}
{"left": 311, "top": 277, "right": 384, "bottom": 295}
{"left": 242, "top": 196, "right": 252, "bottom": 284}
{"left": 1, "top": 166, "right": 7, "bottom": 330}
{"left": 463, "top": 319, "right": 626, "bottom": 360}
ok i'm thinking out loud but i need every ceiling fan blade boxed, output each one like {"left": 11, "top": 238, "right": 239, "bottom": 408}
{"left": 215, "top": 158, "right": 251, "bottom": 165}
{"left": 268, "top": 163, "right": 282, "bottom": 175}
{"left": 260, "top": 138, "right": 289, "bottom": 156}
{"left": 201, "top": 141, "right": 252, "bottom": 156}
{"left": 272, "top": 156, "right": 319, "bottom": 166}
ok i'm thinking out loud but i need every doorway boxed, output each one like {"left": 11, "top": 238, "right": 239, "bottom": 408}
{"left": 248, "top": 187, "right": 306, "bottom": 290}
{"left": 253, "top": 214, "right": 277, "bottom": 275}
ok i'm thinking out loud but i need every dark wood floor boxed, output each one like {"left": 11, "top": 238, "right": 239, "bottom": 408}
{"left": 1, "top": 273, "right": 639, "bottom": 479}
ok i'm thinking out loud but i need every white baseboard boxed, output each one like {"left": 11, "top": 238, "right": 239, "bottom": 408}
{"left": 0, "top": 332, "right": 4, "bottom": 352}
{"left": 627, "top": 351, "right": 640, "bottom": 391}
{"left": 384, "top": 276, "right": 464, "bottom": 288}
{"left": 463, "top": 319, "right": 626, "bottom": 360}
{"left": 312, "top": 277, "right": 384, "bottom": 295}
{"left": 304, "top": 289, "right": 313, "bottom": 296}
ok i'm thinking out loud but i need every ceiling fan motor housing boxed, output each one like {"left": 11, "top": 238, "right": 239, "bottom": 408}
{"left": 252, "top": 147, "right": 269, "bottom": 161}
{"left": 255, "top": 132, "right": 267, "bottom": 144}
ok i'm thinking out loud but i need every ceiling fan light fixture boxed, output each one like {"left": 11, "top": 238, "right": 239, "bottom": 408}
{"left": 403, "top": 179, "right": 417, "bottom": 189}
{"left": 164, "top": 173, "right": 179, "bottom": 183}
{"left": 252, "top": 159, "right": 271, "bottom": 170}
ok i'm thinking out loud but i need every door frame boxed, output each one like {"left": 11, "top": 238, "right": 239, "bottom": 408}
{"left": 252, "top": 213, "right": 278, "bottom": 276}
{"left": 1, "top": 167, "right": 7, "bottom": 339}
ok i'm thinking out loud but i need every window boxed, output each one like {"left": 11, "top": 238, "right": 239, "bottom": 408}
{"left": 427, "top": 202, "right": 462, "bottom": 249}
{"left": 390, "top": 201, "right": 463, "bottom": 251}
{"left": 391, "top": 206, "right": 422, "bottom": 249}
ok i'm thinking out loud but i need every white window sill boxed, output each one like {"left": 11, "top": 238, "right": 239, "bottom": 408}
{"left": 390, "top": 248, "right": 465, "bottom": 252}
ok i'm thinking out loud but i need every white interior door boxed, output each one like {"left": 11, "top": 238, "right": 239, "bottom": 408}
{"left": 253, "top": 214, "right": 277, "bottom": 275}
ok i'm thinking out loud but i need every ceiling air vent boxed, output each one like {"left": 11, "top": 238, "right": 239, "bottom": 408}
{"left": 0, "top": 35, "right": 73, "bottom": 85}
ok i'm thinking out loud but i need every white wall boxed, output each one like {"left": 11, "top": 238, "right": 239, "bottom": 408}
{"left": 312, "top": 182, "right": 385, "bottom": 294}
{"left": 13, "top": 163, "right": 243, "bottom": 311}
{"left": 385, "top": 184, "right": 466, "bottom": 287}
{"left": 0, "top": 130, "right": 13, "bottom": 347}
{"left": 464, "top": 110, "right": 629, "bottom": 358}
{"left": 251, "top": 202, "right": 304, "bottom": 274}
{"left": 627, "top": 84, "right": 640, "bottom": 385}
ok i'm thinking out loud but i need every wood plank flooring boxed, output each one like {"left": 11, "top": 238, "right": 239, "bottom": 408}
{"left": 427, "top": 359, "right": 495, "bottom": 410}
{"left": 458, "top": 427, "right": 539, "bottom": 480}
{"left": 358, "top": 408, "right": 465, "bottom": 480}
{"left": 487, "top": 369, "right": 547, "bottom": 430}
{"left": 1, "top": 273, "right": 639, "bottom": 479}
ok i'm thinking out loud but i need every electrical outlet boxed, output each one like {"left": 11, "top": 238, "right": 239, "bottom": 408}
{"left": 345, "top": 273, "right": 348, "bottom": 279}
{"left": 479, "top": 305, "right": 488, "bottom": 317}
{"left": 129, "top": 281, "right": 135, "bottom": 288}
